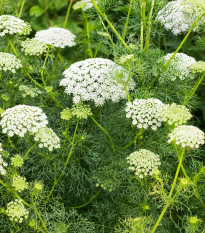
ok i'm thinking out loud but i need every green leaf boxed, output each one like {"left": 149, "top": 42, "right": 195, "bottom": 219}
{"left": 30, "top": 5, "right": 44, "bottom": 17}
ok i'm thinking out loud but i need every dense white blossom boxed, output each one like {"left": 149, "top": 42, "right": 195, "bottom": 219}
{"left": 35, "top": 27, "right": 76, "bottom": 48}
{"left": 0, "top": 105, "right": 48, "bottom": 138}
{"left": 156, "top": 0, "right": 204, "bottom": 35}
{"left": 125, "top": 98, "right": 164, "bottom": 130}
{"left": 0, "top": 15, "right": 31, "bottom": 37}
{"left": 0, "top": 52, "right": 22, "bottom": 73}
{"left": 0, "top": 145, "right": 7, "bottom": 175}
{"left": 6, "top": 199, "right": 29, "bottom": 223}
{"left": 34, "top": 127, "right": 60, "bottom": 151}
{"left": 190, "top": 61, "right": 205, "bottom": 74}
{"left": 19, "top": 85, "right": 42, "bottom": 98}
{"left": 60, "top": 58, "right": 135, "bottom": 106}
{"left": 168, "top": 125, "right": 205, "bottom": 148}
{"left": 12, "top": 175, "right": 28, "bottom": 192}
{"left": 158, "top": 103, "right": 192, "bottom": 126}
{"left": 73, "top": 0, "right": 98, "bottom": 11}
{"left": 127, "top": 149, "right": 161, "bottom": 179}
{"left": 21, "top": 38, "right": 48, "bottom": 56}
{"left": 159, "top": 53, "right": 196, "bottom": 82}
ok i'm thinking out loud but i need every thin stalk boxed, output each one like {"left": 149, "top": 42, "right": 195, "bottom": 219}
{"left": 144, "top": 0, "right": 155, "bottom": 54}
{"left": 7, "top": 36, "right": 18, "bottom": 57}
{"left": 67, "top": 189, "right": 102, "bottom": 209}
{"left": 147, "top": 13, "right": 205, "bottom": 89}
{"left": 91, "top": 0, "right": 131, "bottom": 53}
{"left": 122, "top": 0, "right": 133, "bottom": 40}
{"left": 63, "top": 0, "right": 73, "bottom": 28}
{"left": 151, "top": 148, "right": 185, "bottom": 233}
{"left": 90, "top": 115, "right": 115, "bottom": 152}
{"left": 183, "top": 74, "right": 204, "bottom": 105}
{"left": 44, "top": 120, "right": 79, "bottom": 205}
{"left": 141, "top": 0, "right": 146, "bottom": 31}
{"left": 18, "top": 0, "right": 26, "bottom": 18}
{"left": 26, "top": 73, "right": 43, "bottom": 88}
{"left": 140, "top": 20, "right": 144, "bottom": 49}
{"left": 117, "top": 128, "right": 143, "bottom": 151}
{"left": 82, "top": 11, "right": 93, "bottom": 58}
{"left": 7, "top": 136, "right": 19, "bottom": 152}
{"left": 94, "top": 41, "right": 102, "bottom": 58}
{"left": 4, "top": 42, "right": 10, "bottom": 53}
{"left": 23, "top": 142, "right": 37, "bottom": 159}
{"left": 41, "top": 50, "right": 50, "bottom": 87}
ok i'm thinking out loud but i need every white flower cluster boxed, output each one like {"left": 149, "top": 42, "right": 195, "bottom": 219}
{"left": 0, "top": 15, "right": 31, "bottom": 37}
{"left": 35, "top": 27, "right": 76, "bottom": 48}
{"left": 71, "top": 103, "right": 92, "bottom": 119}
{"left": 0, "top": 144, "right": 7, "bottom": 175}
{"left": 6, "top": 199, "right": 29, "bottom": 223}
{"left": 19, "top": 85, "right": 42, "bottom": 98}
{"left": 34, "top": 127, "right": 60, "bottom": 151}
{"left": 60, "top": 58, "right": 135, "bottom": 106}
{"left": 190, "top": 61, "right": 205, "bottom": 74}
{"left": 21, "top": 38, "right": 48, "bottom": 56}
{"left": 168, "top": 125, "right": 205, "bottom": 148}
{"left": 0, "top": 105, "right": 48, "bottom": 137}
{"left": 156, "top": 0, "right": 202, "bottom": 35}
{"left": 127, "top": 149, "right": 161, "bottom": 179}
{"left": 158, "top": 103, "right": 192, "bottom": 126}
{"left": 125, "top": 98, "right": 164, "bottom": 130}
{"left": 182, "top": 0, "right": 205, "bottom": 17}
{"left": 0, "top": 52, "right": 22, "bottom": 73}
{"left": 12, "top": 175, "right": 28, "bottom": 192}
{"left": 73, "top": 0, "right": 97, "bottom": 11}
{"left": 160, "top": 53, "right": 196, "bottom": 82}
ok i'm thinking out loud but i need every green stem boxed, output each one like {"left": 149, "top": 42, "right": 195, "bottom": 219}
{"left": 91, "top": 0, "right": 131, "bottom": 53}
{"left": 90, "top": 115, "right": 115, "bottom": 152}
{"left": 82, "top": 11, "right": 93, "bottom": 58}
{"left": 141, "top": 0, "right": 146, "bottom": 31}
{"left": 44, "top": 120, "right": 79, "bottom": 205}
{"left": 4, "top": 42, "right": 10, "bottom": 53}
{"left": 41, "top": 50, "right": 50, "bottom": 87}
{"left": 147, "top": 13, "right": 205, "bottom": 89}
{"left": 26, "top": 73, "right": 43, "bottom": 88}
{"left": 23, "top": 142, "right": 37, "bottom": 159}
{"left": 18, "top": 0, "right": 26, "bottom": 18}
{"left": 7, "top": 136, "right": 19, "bottom": 152}
{"left": 122, "top": 0, "right": 133, "bottom": 40}
{"left": 67, "top": 189, "right": 101, "bottom": 209}
{"left": 151, "top": 148, "right": 185, "bottom": 233}
{"left": 63, "top": 0, "right": 73, "bottom": 28}
{"left": 183, "top": 74, "right": 204, "bottom": 105}
{"left": 7, "top": 37, "right": 18, "bottom": 57}
{"left": 144, "top": 0, "right": 155, "bottom": 54}
{"left": 117, "top": 128, "right": 143, "bottom": 151}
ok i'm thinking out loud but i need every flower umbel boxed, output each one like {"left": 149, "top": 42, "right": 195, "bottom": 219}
{"left": 158, "top": 103, "right": 192, "bottom": 126}
{"left": 60, "top": 58, "right": 135, "bottom": 106}
{"left": 0, "top": 52, "right": 22, "bottom": 73}
{"left": 0, "top": 105, "right": 48, "bottom": 138}
{"left": 127, "top": 149, "right": 161, "bottom": 178}
{"left": 11, "top": 154, "right": 24, "bottom": 168}
{"left": 71, "top": 103, "right": 92, "bottom": 119}
{"left": 21, "top": 38, "right": 48, "bottom": 56}
{"left": 125, "top": 98, "right": 164, "bottom": 130}
{"left": 19, "top": 85, "right": 42, "bottom": 98}
{"left": 35, "top": 27, "right": 76, "bottom": 48}
{"left": 0, "top": 147, "right": 7, "bottom": 175}
{"left": 12, "top": 175, "right": 29, "bottom": 192}
{"left": 159, "top": 53, "right": 196, "bottom": 82}
{"left": 6, "top": 199, "right": 29, "bottom": 223}
{"left": 190, "top": 61, "right": 205, "bottom": 74}
{"left": 168, "top": 125, "right": 205, "bottom": 148}
{"left": 0, "top": 15, "right": 31, "bottom": 37}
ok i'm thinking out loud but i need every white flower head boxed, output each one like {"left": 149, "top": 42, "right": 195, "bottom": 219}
{"left": 0, "top": 146, "right": 7, "bottom": 175}
{"left": 35, "top": 27, "right": 76, "bottom": 48}
{"left": 159, "top": 53, "right": 196, "bottom": 82}
{"left": 0, "top": 105, "right": 48, "bottom": 138}
{"left": 34, "top": 127, "right": 60, "bottom": 151}
{"left": 73, "top": 0, "right": 98, "bottom": 11}
{"left": 125, "top": 98, "right": 164, "bottom": 130}
{"left": 0, "top": 15, "right": 31, "bottom": 37}
{"left": 6, "top": 199, "right": 29, "bottom": 223}
{"left": 168, "top": 125, "right": 205, "bottom": 149}
{"left": 0, "top": 53, "right": 22, "bottom": 73}
{"left": 127, "top": 149, "right": 161, "bottom": 178}
{"left": 60, "top": 58, "right": 135, "bottom": 106}
{"left": 156, "top": 0, "right": 204, "bottom": 35}
{"left": 12, "top": 175, "right": 29, "bottom": 192}
{"left": 21, "top": 38, "right": 48, "bottom": 56}
{"left": 158, "top": 103, "right": 192, "bottom": 126}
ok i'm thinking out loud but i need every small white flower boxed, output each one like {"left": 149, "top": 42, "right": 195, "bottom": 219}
{"left": 0, "top": 53, "right": 22, "bottom": 73}
{"left": 35, "top": 27, "right": 76, "bottom": 48}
